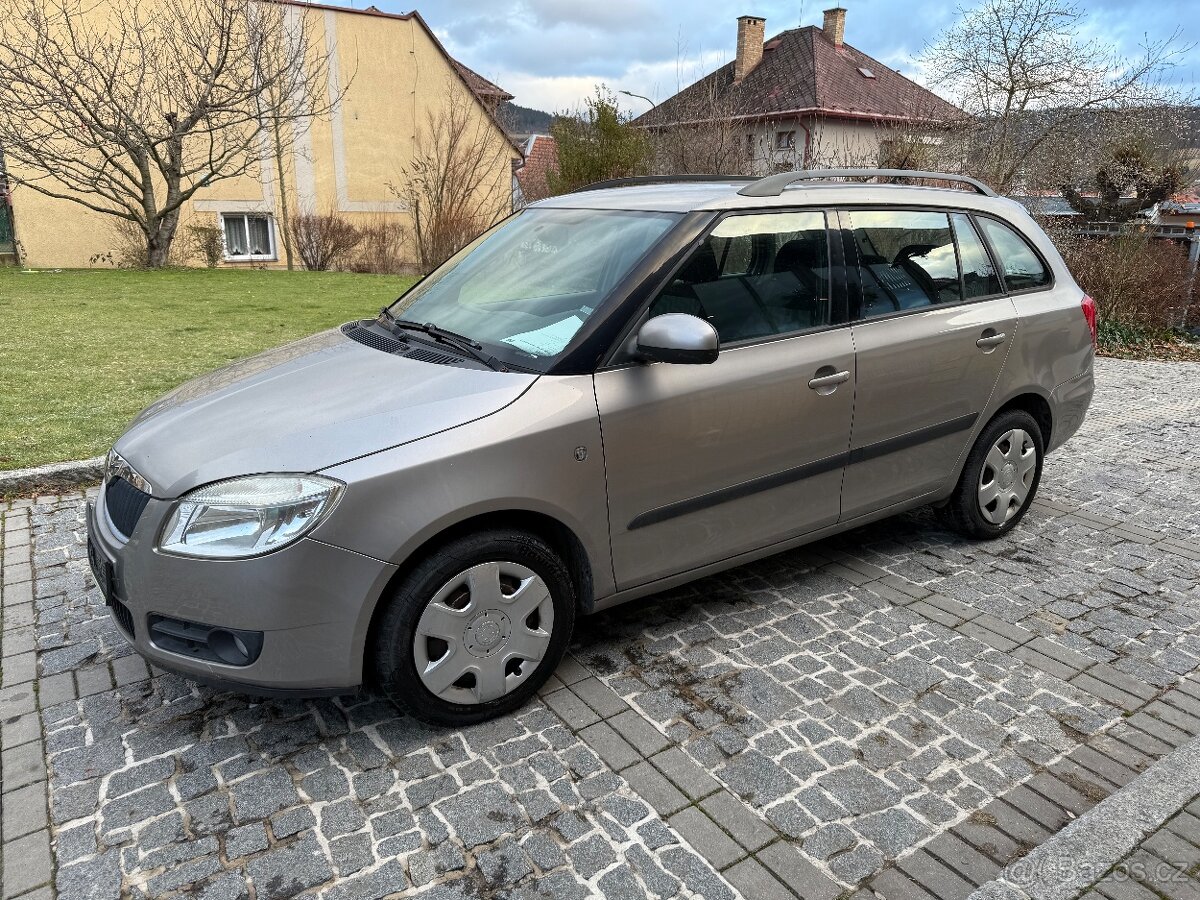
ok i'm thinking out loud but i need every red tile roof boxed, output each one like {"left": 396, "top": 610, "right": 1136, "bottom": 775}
{"left": 515, "top": 135, "right": 558, "bottom": 202}
{"left": 635, "top": 25, "right": 961, "bottom": 128}
{"left": 452, "top": 60, "right": 514, "bottom": 103}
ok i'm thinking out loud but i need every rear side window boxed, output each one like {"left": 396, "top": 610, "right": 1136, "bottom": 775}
{"left": 847, "top": 210, "right": 961, "bottom": 319}
{"left": 951, "top": 213, "right": 1002, "bottom": 298}
{"left": 977, "top": 218, "right": 1050, "bottom": 291}
{"left": 649, "top": 211, "right": 831, "bottom": 343}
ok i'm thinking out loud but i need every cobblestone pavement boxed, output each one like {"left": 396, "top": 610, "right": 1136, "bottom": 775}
{"left": 2, "top": 357, "right": 1199, "bottom": 900}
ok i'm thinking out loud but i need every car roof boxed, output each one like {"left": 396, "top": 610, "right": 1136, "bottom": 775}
{"left": 532, "top": 178, "right": 1027, "bottom": 218}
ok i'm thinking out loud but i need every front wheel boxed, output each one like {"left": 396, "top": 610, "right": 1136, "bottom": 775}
{"left": 371, "top": 529, "right": 575, "bottom": 726}
{"left": 938, "top": 409, "right": 1044, "bottom": 539}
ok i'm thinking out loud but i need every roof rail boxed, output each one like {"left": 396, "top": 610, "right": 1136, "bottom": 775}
{"left": 737, "top": 169, "right": 997, "bottom": 198}
{"left": 571, "top": 174, "right": 758, "bottom": 193}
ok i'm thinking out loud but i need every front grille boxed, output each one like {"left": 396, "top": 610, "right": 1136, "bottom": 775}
{"left": 104, "top": 476, "right": 151, "bottom": 538}
{"left": 341, "top": 321, "right": 461, "bottom": 365}
{"left": 110, "top": 597, "right": 136, "bottom": 638}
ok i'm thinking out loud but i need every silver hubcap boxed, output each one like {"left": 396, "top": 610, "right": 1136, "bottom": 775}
{"left": 413, "top": 561, "right": 554, "bottom": 705}
{"left": 978, "top": 428, "right": 1037, "bottom": 525}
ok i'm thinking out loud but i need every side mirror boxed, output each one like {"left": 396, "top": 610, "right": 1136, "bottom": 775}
{"left": 636, "top": 313, "right": 719, "bottom": 365}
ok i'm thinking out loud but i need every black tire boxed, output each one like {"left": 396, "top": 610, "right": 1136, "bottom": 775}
{"left": 938, "top": 409, "right": 1045, "bottom": 540}
{"left": 372, "top": 529, "right": 576, "bottom": 726}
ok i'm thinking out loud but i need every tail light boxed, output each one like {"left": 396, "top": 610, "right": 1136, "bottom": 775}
{"left": 1080, "top": 294, "right": 1097, "bottom": 347}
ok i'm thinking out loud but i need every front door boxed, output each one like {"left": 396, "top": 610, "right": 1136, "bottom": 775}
{"left": 594, "top": 210, "right": 855, "bottom": 589}
{"left": 839, "top": 208, "right": 1019, "bottom": 519}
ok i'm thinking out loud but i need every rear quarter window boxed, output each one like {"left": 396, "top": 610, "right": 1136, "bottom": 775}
{"left": 977, "top": 217, "right": 1050, "bottom": 292}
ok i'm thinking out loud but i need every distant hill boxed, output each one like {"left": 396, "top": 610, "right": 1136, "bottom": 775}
{"left": 499, "top": 102, "right": 553, "bottom": 136}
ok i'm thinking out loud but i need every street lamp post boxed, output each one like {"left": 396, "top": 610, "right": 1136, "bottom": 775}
{"left": 618, "top": 89, "right": 656, "bottom": 110}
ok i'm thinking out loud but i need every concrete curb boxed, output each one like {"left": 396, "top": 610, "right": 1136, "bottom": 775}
{"left": 0, "top": 456, "right": 104, "bottom": 496}
{"left": 967, "top": 732, "right": 1200, "bottom": 900}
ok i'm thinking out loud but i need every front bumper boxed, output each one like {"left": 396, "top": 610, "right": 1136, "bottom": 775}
{"left": 86, "top": 483, "right": 397, "bottom": 694}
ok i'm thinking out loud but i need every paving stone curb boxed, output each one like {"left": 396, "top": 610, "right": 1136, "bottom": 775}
{"left": 0, "top": 459, "right": 103, "bottom": 498}
{"left": 966, "top": 731, "right": 1200, "bottom": 900}
{"left": 1, "top": 502, "right": 55, "bottom": 900}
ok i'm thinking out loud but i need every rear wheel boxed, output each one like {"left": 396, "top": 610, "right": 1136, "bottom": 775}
{"left": 938, "top": 409, "right": 1044, "bottom": 539}
{"left": 372, "top": 529, "right": 575, "bottom": 726}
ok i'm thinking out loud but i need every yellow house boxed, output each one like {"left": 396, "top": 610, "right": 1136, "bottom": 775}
{"left": 2, "top": 2, "right": 521, "bottom": 269}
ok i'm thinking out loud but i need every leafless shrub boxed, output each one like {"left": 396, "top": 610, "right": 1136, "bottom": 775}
{"left": 389, "top": 83, "right": 514, "bottom": 273}
{"left": 187, "top": 224, "right": 224, "bottom": 268}
{"left": 348, "top": 215, "right": 411, "bottom": 275}
{"left": 1046, "top": 221, "right": 1195, "bottom": 333}
{"left": 289, "top": 212, "right": 364, "bottom": 272}
{"left": 0, "top": 0, "right": 345, "bottom": 267}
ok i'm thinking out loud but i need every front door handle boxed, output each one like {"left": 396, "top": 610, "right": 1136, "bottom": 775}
{"left": 808, "top": 368, "right": 851, "bottom": 393}
{"left": 976, "top": 331, "right": 1006, "bottom": 349}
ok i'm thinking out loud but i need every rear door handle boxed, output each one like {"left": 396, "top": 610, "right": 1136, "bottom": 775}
{"left": 976, "top": 332, "right": 1006, "bottom": 349}
{"left": 808, "top": 370, "right": 851, "bottom": 391}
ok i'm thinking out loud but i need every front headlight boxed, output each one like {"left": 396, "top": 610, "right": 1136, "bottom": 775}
{"left": 158, "top": 475, "right": 343, "bottom": 559}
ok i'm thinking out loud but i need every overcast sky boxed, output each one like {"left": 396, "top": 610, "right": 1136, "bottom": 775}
{"left": 367, "top": 0, "right": 1200, "bottom": 114}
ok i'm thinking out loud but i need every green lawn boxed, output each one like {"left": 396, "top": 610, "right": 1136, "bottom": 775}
{"left": 0, "top": 267, "right": 417, "bottom": 470}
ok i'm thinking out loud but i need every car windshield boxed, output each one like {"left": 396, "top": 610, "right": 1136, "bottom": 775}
{"left": 387, "top": 208, "right": 682, "bottom": 370}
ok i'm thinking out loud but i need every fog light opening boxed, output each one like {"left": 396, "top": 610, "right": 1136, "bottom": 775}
{"left": 209, "top": 629, "right": 252, "bottom": 666}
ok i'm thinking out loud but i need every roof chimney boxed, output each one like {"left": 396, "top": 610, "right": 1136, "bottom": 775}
{"left": 734, "top": 15, "right": 766, "bottom": 83}
{"left": 823, "top": 7, "right": 846, "bottom": 47}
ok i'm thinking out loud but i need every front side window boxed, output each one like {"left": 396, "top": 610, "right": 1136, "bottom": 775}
{"left": 977, "top": 218, "right": 1050, "bottom": 291}
{"left": 222, "top": 214, "right": 275, "bottom": 260}
{"left": 847, "top": 209, "right": 961, "bottom": 319}
{"left": 649, "top": 211, "right": 831, "bottom": 343}
{"left": 390, "top": 208, "right": 680, "bottom": 370}
{"left": 951, "top": 213, "right": 1002, "bottom": 298}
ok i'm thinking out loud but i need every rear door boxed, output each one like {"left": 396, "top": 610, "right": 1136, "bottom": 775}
{"left": 595, "top": 209, "right": 855, "bottom": 589}
{"left": 840, "top": 208, "right": 1018, "bottom": 519}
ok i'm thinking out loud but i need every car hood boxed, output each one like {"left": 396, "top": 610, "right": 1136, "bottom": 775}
{"left": 115, "top": 328, "right": 538, "bottom": 498}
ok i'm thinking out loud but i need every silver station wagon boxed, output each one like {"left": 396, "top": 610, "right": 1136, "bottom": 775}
{"left": 87, "top": 169, "right": 1096, "bottom": 724}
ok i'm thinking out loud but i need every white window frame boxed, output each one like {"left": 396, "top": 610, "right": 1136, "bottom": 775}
{"left": 221, "top": 213, "right": 277, "bottom": 262}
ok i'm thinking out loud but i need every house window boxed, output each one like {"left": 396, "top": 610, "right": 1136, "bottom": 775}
{"left": 221, "top": 213, "right": 276, "bottom": 261}
{"left": 746, "top": 133, "right": 755, "bottom": 161}
{"left": 775, "top": 130, "right": 796, "bottom": 150}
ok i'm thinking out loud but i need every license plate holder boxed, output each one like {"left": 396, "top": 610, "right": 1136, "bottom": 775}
{"left": 87, "top": 536, "right": 116, "bottom": 606}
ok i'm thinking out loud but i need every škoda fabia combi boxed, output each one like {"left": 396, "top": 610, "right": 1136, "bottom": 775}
{"left": 87, "top": 170, "right": 1095, "bottom": 725}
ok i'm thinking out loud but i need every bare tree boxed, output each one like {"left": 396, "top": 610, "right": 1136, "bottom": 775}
{"left": 920, "top": 0, "right": 1192, "bottom": 194}
{"left": 644, "top": 80, "right": 757, "bottom": 177}
{"left": 0, "top": 0, "right": 343, "bottom": 267}
{"left": 389, "top": 83, "right": 514, "bottom": 273}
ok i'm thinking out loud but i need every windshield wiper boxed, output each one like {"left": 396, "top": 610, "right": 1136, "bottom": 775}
{"left": 385, "top": 318, "right": 504, "bottom": 372}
